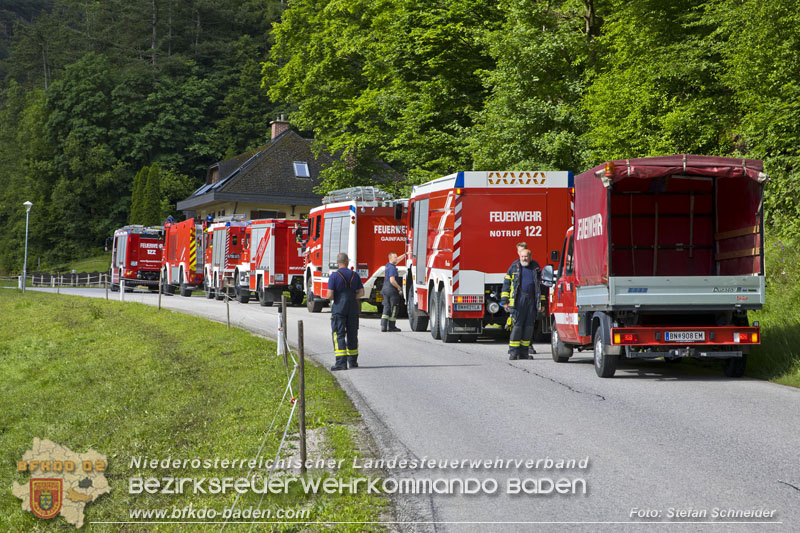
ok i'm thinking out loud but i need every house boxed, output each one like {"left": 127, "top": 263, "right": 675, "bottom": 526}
{"left": 177, "top": 118, "right": 331, "bottom": 220}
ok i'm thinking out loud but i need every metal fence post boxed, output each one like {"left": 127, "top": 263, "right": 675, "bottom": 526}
{"left": 226, "top": 280, "right": 231, "bottom": 329}
{"left": 281, "top": 294, "right": 288, "bottom": 369}
{"left": 158, "top": 269, "right": 163, "bottom": 310}
{"left": 105, "top": 274, "right": 108, "bottom": 300}
{"left": 298, "top": 320, "right": 307, "bottom": 475}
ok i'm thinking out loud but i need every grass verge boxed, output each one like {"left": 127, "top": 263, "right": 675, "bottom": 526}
{"left": 0, "top": 291, "right": 387, "bottom": 531}
{"left": 748, "top": 234, "right": 800, "bottom": 387}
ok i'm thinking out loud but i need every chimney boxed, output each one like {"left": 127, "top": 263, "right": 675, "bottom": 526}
{"left": 270, "top": 114, "right": 289, "bottom": 140}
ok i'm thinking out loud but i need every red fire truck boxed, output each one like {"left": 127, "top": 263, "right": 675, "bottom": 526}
{"left": 109, "top": 225, "right": 164, "bottom": 291}
{"left": 304, "top": 187, "right": 407, "bottom": 313}
{"left": 233, "top": 219, "right": 306, "bottom": 306}
{"left": 203, "top": 215, "right": 248, "bottom": 300}
{"left": 546, "top": 155, "right": 765, "bottom": 378}
{"left": 161, "top": 218, "right": 205, "bottom": 296}
{"left": 404, "top": 171, "right": 573, "bottom": 343}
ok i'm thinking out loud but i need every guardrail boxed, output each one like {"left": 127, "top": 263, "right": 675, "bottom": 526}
{"left": 0, "top": 272, "right": 110, "bottom": 289}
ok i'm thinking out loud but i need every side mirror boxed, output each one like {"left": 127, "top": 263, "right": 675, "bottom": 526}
{"left": 550, "top": 250, "right": 559, "bottom": 262}
{"left": 541, "top": 264, "right": 555, "bottom": 287}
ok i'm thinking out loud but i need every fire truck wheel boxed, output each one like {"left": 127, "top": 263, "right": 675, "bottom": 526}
{"left": 204, "top": 281, "right": 214, "bottom": 299}
{"left": 214, "top": 282, "right": 225, "bottom": 300}
{"left": 722, "top": 355, "right": 747, "bottom": 378}
{"left": 438, "top": 293, "right": 458, "bottom": 343}
{"left": 110, "top": 283, "right": 119, "bottom": 292}
{"left": 179, "top": 271, "right": 192, "bottom": 297}
{"left": 407, "top": 292, "right": 429, "bottom": 332}
{"left": 551, "top": 326, "right": 573, "bottom": 363}
{"left": 236, "top": 286, "right": 250, "bottom": 304}
{"left": 290, "top": 290, "right": 304, "bottom": 307}
{"left": 429, "top": 290, "right": 441, "bottom": 340}
{"left": 593, "top": 331, "right": 617, "bottom": 378}
{"left": 306, "top": 278, "right": 323, "bottom": 313}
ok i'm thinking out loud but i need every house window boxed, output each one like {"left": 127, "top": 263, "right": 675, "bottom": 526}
{"left": 293, "top": 161, "right": 310, "bottom": 178}
{"left": 251, "top": 210, "right": 287, "bottom": 220}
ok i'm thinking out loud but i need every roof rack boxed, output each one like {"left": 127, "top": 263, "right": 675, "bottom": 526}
{"left": 118, "top": 225, "right": 164, "bottom": 235}
{"left": 322, "top": 186, "right": 394, "bottom": 204}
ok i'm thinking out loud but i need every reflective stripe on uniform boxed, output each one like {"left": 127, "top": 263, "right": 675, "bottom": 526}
{"left": 509, "top": 340, "right": 521, "bottom": 347}
{"left": 347, "top": 349, "right": 359, "bottom": 356}
{"left": 520, "top": 340, "right": 531, "bottom": 347}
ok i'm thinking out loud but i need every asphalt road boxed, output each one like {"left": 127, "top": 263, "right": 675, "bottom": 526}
{"left": 34, "top": 288, "right": 799, "bottom": 532}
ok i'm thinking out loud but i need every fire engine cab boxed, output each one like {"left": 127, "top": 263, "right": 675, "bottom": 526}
{"left": 234, "top": 219, "right": 306, "bottom": 306}
{"left": 304, "top": 187, "right": 407, "bottom": 313}
{"left": 404, "top": 170, "right": 573, "bottom": 343}
{"left": 203, "top": 215, "right": 248, "bottom": 300}
{"left": 162, "top": 218, "right": 204, "bottom": 296}
{"left": 110, "top": 225, "right": 164, "bottom": 291}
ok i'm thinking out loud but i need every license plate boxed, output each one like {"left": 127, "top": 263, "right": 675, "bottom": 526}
{"left": 454, "top": 304, "right": 482, "bottom": 312}
{"left": 665, "top": 331, "right": 705, "bottom": 342}
{"left": 358, "top": 269, "right": 369, "bottom": 279}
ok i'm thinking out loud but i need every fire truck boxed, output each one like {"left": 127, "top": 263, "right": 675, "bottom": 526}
{"left": 109, "top": 225, "right": 164, "bottom": 291}
{"left": 233, "top": 219, "right": 306, "bottom": 306}
{"left": 304, "top": 187, "right": 407, "bottom": 313}
{"left": 404, "top": 171, "right": 573, "bottom": 343}
{"left": 203, "top": 215, "right": 248, "bottom": 300}
{"left": 161, "top": 218, "right": 204, "bottom": 296}
{"left": 546, "top": 155, "right": 765, "bottom": 378}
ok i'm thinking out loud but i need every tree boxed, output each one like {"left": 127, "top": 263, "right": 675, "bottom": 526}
{"left": 141, "top": 164, "right": 162, "bottom": 226}
{"left": 129, "top": 166, "right": 149, "bottom": 224}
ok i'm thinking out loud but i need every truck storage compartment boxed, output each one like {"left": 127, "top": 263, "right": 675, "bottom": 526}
{"left": 605, "top": 158, "right": 764, "bottom": 277}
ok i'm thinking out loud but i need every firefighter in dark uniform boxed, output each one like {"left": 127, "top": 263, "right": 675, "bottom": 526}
{"left": 500, "top": 248, "right": 541, "bottom": 360}
{"left": 326, "top": 253, "right": 364, "bottom": 371}
{"left": 381, "top": 252, "right": 405, "bottom": 332}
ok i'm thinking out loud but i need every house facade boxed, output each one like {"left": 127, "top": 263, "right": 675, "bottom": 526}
{"left": 177, "top": 119, "right": 331, "bottom": 221}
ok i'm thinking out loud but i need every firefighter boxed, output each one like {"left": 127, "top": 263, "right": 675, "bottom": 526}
{"left": 501, "top": 247, "right": 541, "bottom": 360}
{"left": 326, "top": 253, "right": 364, "bottom": 370}
{"left": 381, "top": 252, "right": 405, "bottom": 332}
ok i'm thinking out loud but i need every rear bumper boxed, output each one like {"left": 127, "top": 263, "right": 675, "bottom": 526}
{"left": 611, "top": 326, "right": 759, "bottom": 359}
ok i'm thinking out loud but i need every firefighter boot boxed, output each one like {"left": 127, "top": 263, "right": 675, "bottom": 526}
{"left": 380, "top": 319, "right": 388, "bottom": 332}
{"left": 348, "top": 355, "right": 359, "bottom": 369}
{"left": 330, "top": 356, "right": 348, "bottom": 371}
{"left": 388, "top": 321, "right": 401, "bottom": 332}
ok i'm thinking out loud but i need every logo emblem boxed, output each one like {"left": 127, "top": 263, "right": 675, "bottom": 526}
{"left": 30, "top": 479, "right": 62, "bottom": 519}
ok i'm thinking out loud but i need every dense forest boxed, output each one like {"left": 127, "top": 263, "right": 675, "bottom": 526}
{"left": 0, "top": 0, "right": 798, "bottom": 272}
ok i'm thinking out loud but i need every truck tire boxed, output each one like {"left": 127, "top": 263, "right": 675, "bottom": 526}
{"left": 593, "top": 330, "right": 617, "bottom": 378}
{"left": 258, "top": 280, "right": 272, "bottom": 307}
{"left": 429, "top": 290, "right": 441, "bottom": 339}
{"left": 204, "top": 281, "right": 214, "bottom": 299}
{"left": 215, "top": 279, "right": 225, "bottom": 301}
{"left": 179, "top": 271, "right": 192, "bottom": 297}
{"left": 236, "top": 286, "right": 250, "bottom": 304}
{"left": 407, "top": 292, "right": 429, "bottom": 332}
{"left": 439, "top": 293, "right": 458, "bottom": 343}
{"left": 551, "top": 326, "right": 573, "bottom": 363}
{"left": 306, "top": 277, "right": 323, "bottom": 313}
{"left": 722, "top": 355, "right": 747, "bottom": 378}
{"left": 290, "top": 290, "right": 304, "bottom": 307}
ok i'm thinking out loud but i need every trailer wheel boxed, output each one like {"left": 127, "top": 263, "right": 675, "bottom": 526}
{"left": 722, "top": 355, "right": 747, "bottom": 378}
{"left": 407, "top": 291, "right": 429, "bottom": 332}
{"left": 551, "top": 326, "right": 573, "bottom": 363}
{"left": 593, "top": 331, "right": 617, "bottom": 378}
{"left": 439, "top": 293, "right": 458, "bottom": 343}
{"left": 429, "top": 290, "right": 441, "bottom": 340}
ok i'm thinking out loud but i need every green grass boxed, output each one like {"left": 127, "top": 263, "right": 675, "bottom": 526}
{"left": 0, "top": 291, "right": 387, "bottom": 531}
{"left": 57, "top": 253, "right": 112, "bottom": 273}
{"left": 747, "top": 233, "right": 800, "bottom": 387}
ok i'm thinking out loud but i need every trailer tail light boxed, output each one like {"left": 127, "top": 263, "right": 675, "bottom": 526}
{"left": 613, "top": 333, "right": 638, "bottom": 344}
{"left": 734, "top": 332, "right": 758, "bottom": 343}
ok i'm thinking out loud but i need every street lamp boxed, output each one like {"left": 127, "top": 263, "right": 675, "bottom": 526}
{"left": 22, "top": 201, "right": 32, "bottom": 294}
